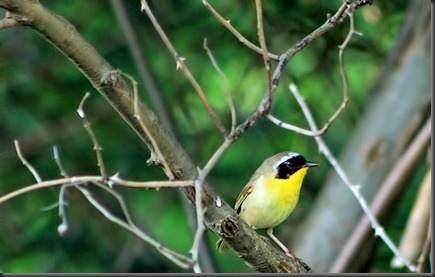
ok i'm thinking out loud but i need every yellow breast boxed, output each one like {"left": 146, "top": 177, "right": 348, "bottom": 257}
{"left": 265, "top": 167, "right": 308, "bottom": 208}
{"left": 239, "top": 167, "right": 309, "bottom": 229}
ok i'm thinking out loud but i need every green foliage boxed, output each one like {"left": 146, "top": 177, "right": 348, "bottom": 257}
{"left": 0, "top": 0, "right": 412, "bottom": 273}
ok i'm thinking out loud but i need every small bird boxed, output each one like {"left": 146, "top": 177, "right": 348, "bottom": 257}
{"left": 216, "top": 152, "right": 318, "bottom": 257}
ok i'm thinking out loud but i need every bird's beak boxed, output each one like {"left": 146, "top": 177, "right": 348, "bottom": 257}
{"left": 305, "top": 162, "right": 319, "bottom": 168}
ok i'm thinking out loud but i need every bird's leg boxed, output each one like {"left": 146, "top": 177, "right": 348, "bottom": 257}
{"left": 267, "top": 228, "right": 295, "bottom": 259}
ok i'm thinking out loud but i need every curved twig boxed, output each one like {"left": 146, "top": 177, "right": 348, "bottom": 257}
{"left": 201, "top": 0, "right": 279, "bottom": 61}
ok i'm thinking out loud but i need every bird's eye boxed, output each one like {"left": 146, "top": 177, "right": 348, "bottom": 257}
{"left": 275, "top": 154, "right": 309, "bottom": 179}
{"left": 287, "top": 155, "right": 307, "bottom": 167}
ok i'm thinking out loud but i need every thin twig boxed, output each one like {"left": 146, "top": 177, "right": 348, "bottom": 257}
{"left": 109, "top": 0, "right": 175, "bottom": 134}
{"left": 334, "top": 118, "right": 430, "bottom": 272}
{"left": 201, "top": 0, "right": 279, "bottom": 61}
{"left": 267, "top": 74, "right": 347, "bottom": 135}
{"left": 291, "top": 84, "right": 417, "bottom": 272}
{"left": 203, "top": 38, "right": 237, "bottom": 133}
{"left": 190, "top": 178, "right": 206, "bottom": 273}
{"left": 5, "top": 144, "right": 195, "bottom": 269}
{"left": 271, "top": 0, "right": 367, "bottom": 89}
{"left": 140, "top": 0, "right": 227, "bottom": 135}
{"left": 53, "top": 146, "right": 69, "bottom": 178}
{"left": 266, "top": 111, "right": 329, "bottom": 137}
{"left": 137, "top": 4, "right": 227, "bottom": 269}
{"left": 229, "top": 0, "right": 373, "bottom": 142}
{"left": 14, "top": 140, "right": 42, "bottom": 183}
{"left": 0, "top": 175, "right": 196, "bottom": 206}
{"left": 200, "top": 138, "right": 233, "bottom": 181}
{"left": 92, "top": 181, "right": 136, "bottom": 226}
{"left": 53, "top": 145, "right": 71, "bottom": 235}
{"left": 120, "top": 71, "right": 175, "bottom": 179}
{"left": 11, "top": 134, "right": 194, "bottom": 268}
{"left": 108, "top": 174, "right": 194, "bottom": 189}
{"left": 266, "top": 2, "right": 361, "bottom": 137}
{"left": 57, "top": 184, "right": 69, "bottom": 235}
{"left": 77, "top": 92, "right": 107, "bottom": 180}
{"left": 187, "top": 108, "right": 237, "bottom": 272}
{"left": 338, "top": 8, "right": 362, "bottom": 107}
{"left": 40, "top": 201, "right": 60, "bottom": 212}
{"left": 255, "top": 0, "right": 272, "bottom": 96}
{"left": 77, "top": 185, "right": 194, "bottom": 269}
{"left": 188, "top": 138, "right": 233, "bottom": 273}
{"left": 0, "top": 176, "right": 102, "bottom": 205}
{"left": 5, "top": 119, "right": 198, "bottom": 270}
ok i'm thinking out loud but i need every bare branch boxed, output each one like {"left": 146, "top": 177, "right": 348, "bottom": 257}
{"left": 0, "top": 175, "right": 197, "bottom": 206}
{"left": 190, "top": 178, "right": 206, "bottom": 273}
{"left": 188, "top": 137, "right": 233, "bottom": 273}
{"left": 0, "top": 176, "right": 100, "bottom": 205}
{"left": 264, "top": 2, "right": 361, "bottom": 138}
{"left": 266, "top": 113, "right": 322, "bottom": 137}
{"left": 14, "top": 140, "right": 42, "bottom": 183}
{"left": 77, "top": 185, "right": 193, "bottom": 269}
{"left": 52, "top": 146, "right": 73, "bottom": 236}
{"left": 291, "top": 84, "right": 418, "bottom": 273}
{"left": 203, "top": 38, "right": 237, "bottom": 133}
{"left": 271, "top": 0, "right": 369, "bottom": 89}
{"left": 108, "top": 174, "right": 194, "bottom": 189}
{"left": 7, "top": 138, "right": 197, "bottom": 269}
{"left": 267, "top": 76, "right": 347, "bottom": 135}
{"left": 229, "top": 0, "right": 373, "bottom": 142}
{"left": 92, "top": 181, "right": 136, "bottom": 226}
{"left": 6, "top": 132, "right": 199, "bottom": 270}
{"left": 77, "top": 92, "right": 107, "bottom": 180}
{"left": 337, "top": 8, "right": 362, "bottom": 108}
{"left": 255, "top": 0, "right": 272, "bottom": 96}
{"left": 140, "top": 0, "right": 227, "bottom": 135}
{"left": 201, "top": 0, "right": 279, "bottom": 61}
{"left": 56, "top": 184, "right": 69, "bottom": 236}
{"left": 119, "top": 71, "right": 176, "bottom": 179}
{"left": 109, "top": 0, "right": 175, "bottom": 134}
{"left": 333, "top": 118, "right": 430, "bottom": 272}
{"left": 53, "top": 146, "right": 69, "bottom": 178}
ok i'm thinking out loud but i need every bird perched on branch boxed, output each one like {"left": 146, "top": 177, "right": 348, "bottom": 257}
{"left": 216, "top": 152, "right": 318, "bottom": 257}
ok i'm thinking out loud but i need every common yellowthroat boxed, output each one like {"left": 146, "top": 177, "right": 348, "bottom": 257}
{"left": 216, "top": 152, "right": 318, "bottom": 256}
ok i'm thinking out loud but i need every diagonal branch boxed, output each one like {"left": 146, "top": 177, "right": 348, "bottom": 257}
{"left": 14, "top": 140, "right": 42, "bottom": 183}
{"left": 203, "top": 38, "right": 237, "bottom": 133}
{"left": 109, "top": 0, "right": 175, "bottom": 133}
{"left": 140, "top": 0, "right": 227, "bottom": 135}
{"left": 255, "top": 0, "right": 272, "bottom": 98}
{"left": 266, "top": 6, "right": 361, "bottom": 137}
{"left": 202, "top": 0, "right": 279, "bottom": 61}
{"left": 291, "top": 83, "right": 419, "bottom": 273}
{"left": 228, "top": 0, "right": 373, "bottom": 142}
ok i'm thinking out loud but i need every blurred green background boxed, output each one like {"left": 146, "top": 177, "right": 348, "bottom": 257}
{"left": 0, "top": 0, "right": 418, "bottom": 273}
